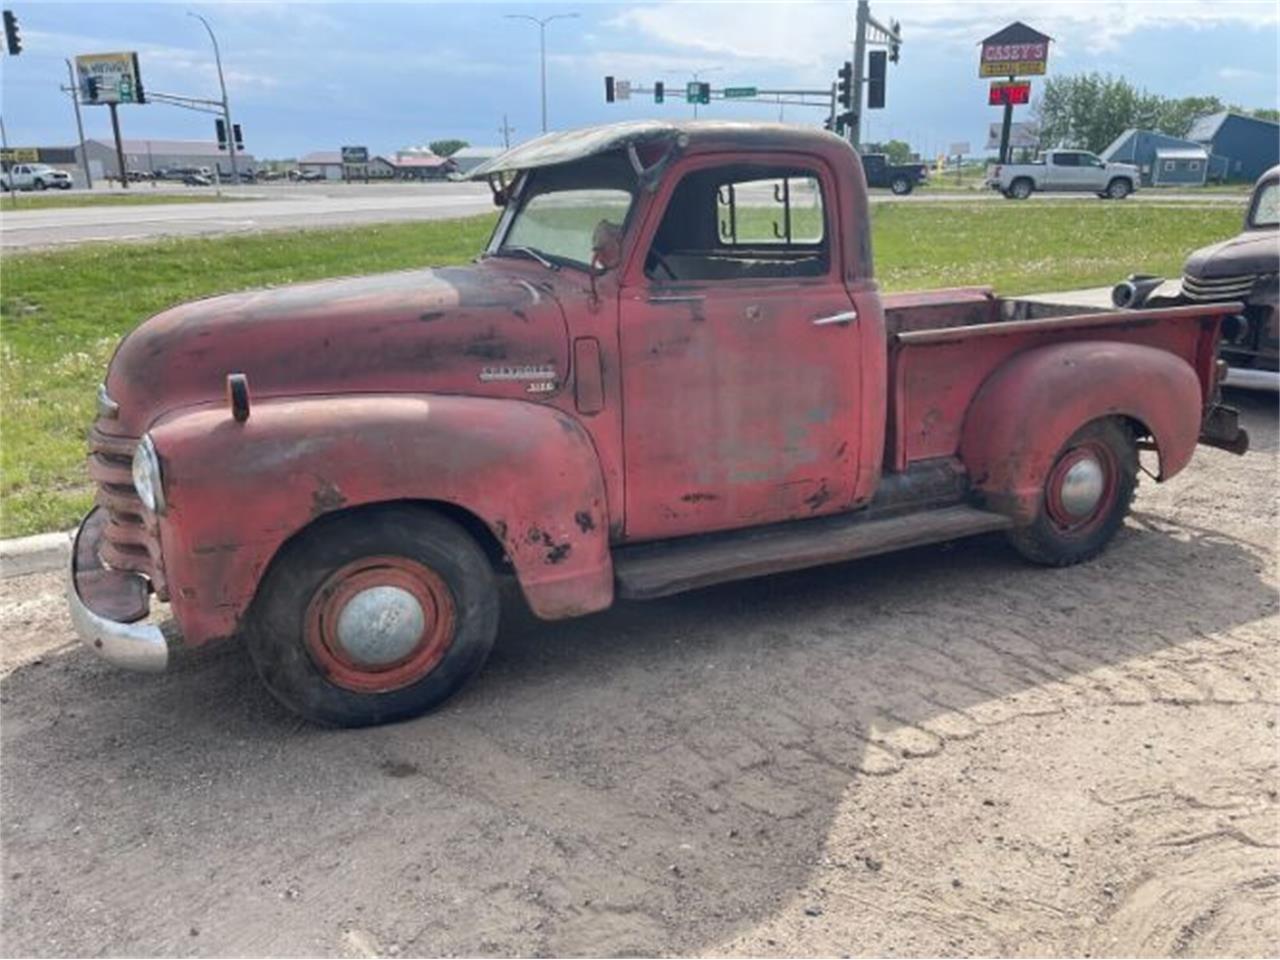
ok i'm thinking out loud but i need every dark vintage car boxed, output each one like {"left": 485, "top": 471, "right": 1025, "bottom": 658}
{"left": 1115, "top": 164, "right": 1278, "bottom": 389}
{"left": 859, "top": 152, "right": 928, "bottom": 195}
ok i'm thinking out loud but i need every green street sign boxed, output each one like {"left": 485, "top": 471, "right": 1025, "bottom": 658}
{"left": 685, "top": 81, "right": 710, "bottom": 105}
{"left": 723, "top": 86, "right": 758, "bottom": 99}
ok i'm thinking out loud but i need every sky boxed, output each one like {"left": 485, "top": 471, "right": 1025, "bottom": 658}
{"left": 2, "top": 0, "right": 1277, "bottom": 160}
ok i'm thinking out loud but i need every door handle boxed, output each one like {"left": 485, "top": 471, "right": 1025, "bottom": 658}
{"left": 812, "top": 309, "right": 858, "bottom": 327}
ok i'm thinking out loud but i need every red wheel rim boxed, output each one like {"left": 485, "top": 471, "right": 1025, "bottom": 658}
{"left": 1044, "top": 440, "right": 1117, "bottom": 537}
{"left": 304, "top": 556, "right": 457, "bottom": 694}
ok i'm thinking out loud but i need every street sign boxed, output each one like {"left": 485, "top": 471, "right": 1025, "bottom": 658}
{"left": 341, "top": 146, "right": 369, "bottom": 164}
{"left": 988, "top": 81, "right": 1031, "bottom": 106}
{"left": 615, "top": 79, "right": 632, "bottom": 101}
{"left": 979, "top": 22, "right": 1050, "bottom": 78}
{"left": 685, "top": 81, "right": 710, "bottom": 105}
{"left": 723, "top": 86, "right": 757, "bottom": 99}
{"left": 75, "top": 52, "right": 146, "bottom": 104}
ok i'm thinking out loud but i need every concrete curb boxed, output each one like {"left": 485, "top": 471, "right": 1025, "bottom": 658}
{"left": 0, "top": 529, "right": 72, "bottom": 579}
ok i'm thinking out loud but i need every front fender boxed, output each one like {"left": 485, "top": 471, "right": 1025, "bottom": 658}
{"left": 150, "top": 394, "right": 613, "bottom": 644}
{"left": 959, "top": 341, "right": 1203, "bottom": 523}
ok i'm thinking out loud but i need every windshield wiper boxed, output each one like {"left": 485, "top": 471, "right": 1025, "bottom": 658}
{"left": 498, "top": 246, "right": 559, "bottom": 271}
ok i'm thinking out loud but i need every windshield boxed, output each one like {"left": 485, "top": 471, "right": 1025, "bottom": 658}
{"left": 495, "top": 151, "right": 636, "bottom": 269}
{"left": 1248, "top": 180, "right": 1279, "bottom": 228}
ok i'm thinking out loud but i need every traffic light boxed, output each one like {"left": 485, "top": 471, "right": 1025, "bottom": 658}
{"left": 654, "top": 81, "right": 664, "bottom": 104}
{"left": 215, "top": 118, "right": 228, "bottom": 150}
{"left": 233, "top": 123, "right": 243, "bottom": 150}
{"left": 867, "top": 50, "right": 886, "bottom": 110}
{"left": 85, "top": 76, "right": 99, "bottom": 102}
{"left": 837, "top": 61, "right": 853, "bottom": 110}
{"left": 889, "top": 19, "right": 901, "bottom": 64}
{"left": 3, "top": 10, "right": 20, "bottom": 56}
{"left": 604, "top": 75, "right": 615, "bottom": 103}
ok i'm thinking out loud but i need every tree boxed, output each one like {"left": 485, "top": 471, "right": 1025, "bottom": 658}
{"left": 428, "top": 139, "right": 469, "bottom": 158}
{"left": 863, "top": 139, "right": 913, "bottom": 163}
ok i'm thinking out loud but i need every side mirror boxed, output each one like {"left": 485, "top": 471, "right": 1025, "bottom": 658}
{"left": 591, "top": 219, "right": 624, "bottom": 273}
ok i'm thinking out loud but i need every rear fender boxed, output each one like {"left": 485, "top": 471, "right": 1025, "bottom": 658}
{"left": 150, "top": 394, "right": 613, "bottom": 644}
{"left": 959, "top": 341, "right": 1203, "bottom": 523}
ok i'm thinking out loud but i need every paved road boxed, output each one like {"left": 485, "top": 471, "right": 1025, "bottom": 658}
{"left": 1, "top": 181, "right": 1247, "bottom": 250}
{"left": 0, "top": 393, "right": 1275, "bottom": 956}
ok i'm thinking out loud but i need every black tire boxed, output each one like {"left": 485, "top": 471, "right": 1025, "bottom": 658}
{"left": 1107, "top": 178, "right": 1131, "bottom": 200}
{"left": 1007, "top": 418, "right": 1137, "bottom": 567}
{"left": 890, "top": 176, "right": 913, "bottom": 195}
{"left": 246, "top": 505, "right": 499, "bottom": 727}
{"left": 1010, "top": 178, "right": 1033, "bottom": 200}
{"left": 33, "top": 179, "right": 46, "bottom": 191}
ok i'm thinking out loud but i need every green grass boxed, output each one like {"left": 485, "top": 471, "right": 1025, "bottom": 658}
{"left": 1, "top": 215, "right": 497, "bottom": 537}
{"left": 0, "top": 201, "right": 1241, "bottom": 537}
{"left": 1, "top": 192, "right": 257, "bottom": 212}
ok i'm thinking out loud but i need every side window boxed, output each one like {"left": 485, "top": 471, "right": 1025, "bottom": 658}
{"left": 1053, "top": 153, "right": 1079, "bottom": 167}
{"left": 646, "top": 164, "right": 830, "bottom": 283}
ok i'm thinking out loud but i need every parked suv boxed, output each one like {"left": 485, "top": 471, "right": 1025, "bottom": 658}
{"left": 988, "top": 149, "right": 1139, "bottom": 200}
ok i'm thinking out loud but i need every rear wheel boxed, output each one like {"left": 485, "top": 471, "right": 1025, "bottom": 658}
{"left": 1007, "top": 419, "right": 1137, "bottom": 567}
{"left": 246, "top": 505, "right": 499, "bottom": 727}
{"left": 890, "top": 175, "right": 913, "bottom": 195}
{"left": 1010, "top": 178, "right": 1033, "bottom": 200}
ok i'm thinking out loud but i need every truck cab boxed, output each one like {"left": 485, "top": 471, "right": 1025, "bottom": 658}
{"left": 70, "top": 121, "right": 1245, "bottom": 726}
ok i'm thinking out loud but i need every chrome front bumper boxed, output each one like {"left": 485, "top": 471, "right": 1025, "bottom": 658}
{"left": 67, "top": 508, "right": 168, "bottom": 672}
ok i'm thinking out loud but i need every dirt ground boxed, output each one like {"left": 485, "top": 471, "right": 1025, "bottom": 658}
{"left": 1, "top": 391, "right": 1276, "bottom": 958}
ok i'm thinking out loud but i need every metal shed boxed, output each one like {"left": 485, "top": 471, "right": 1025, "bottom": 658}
{"left": 1151, "top": 147, "right": 1209, "bottom": 186}
{"left": 1100, "top": 129, "right": 1206, "bottom": 186}
{"left": 1186, "top": 111, "right": 1280, "bottom": 183}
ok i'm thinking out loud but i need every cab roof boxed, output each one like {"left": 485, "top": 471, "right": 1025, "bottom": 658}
{"left": 467, "top": 120, "right": 852, "bottom": 179}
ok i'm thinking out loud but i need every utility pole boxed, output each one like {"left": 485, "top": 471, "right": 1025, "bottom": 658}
{"left": 851, "top": 1, "right": 868, "bottom": 148}
{"left": 107, "top": 101, "right": 129, "bottom": 189}
{"left": 498, "top": 114, "right": 514, "bottom": 149}
{"left": 63, "top": 59, "right": 93, "bottom": 189}
{"left": 504, "top": 12, "right": 579, "bottom": 134}
{"left": 0, "top": 113, "right": 14, "bottom": 207}
{"left": 189, "top": 12, "right": 238, "bottom": 182}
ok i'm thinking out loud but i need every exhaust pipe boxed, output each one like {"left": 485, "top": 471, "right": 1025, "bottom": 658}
{"left": 1111, "top": 274, "right": 1165, "bottom": 309}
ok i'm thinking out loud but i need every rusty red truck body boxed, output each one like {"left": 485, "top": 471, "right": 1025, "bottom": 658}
{"left": 70, "top": 121, "right": 1249, "bottom": 725}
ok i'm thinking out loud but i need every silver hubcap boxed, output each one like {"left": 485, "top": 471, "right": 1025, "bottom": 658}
{"left": 335, "top": 586, "right": 426, "bottom": 666}
{"left": 1060, "top": 456, "right": 1105, "bottom": 517}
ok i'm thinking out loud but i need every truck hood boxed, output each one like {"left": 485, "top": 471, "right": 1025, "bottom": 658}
{"left": 1183, "top": 230, "right": 1280, "bottom": 280}
{"left": 103, "top": 262, "right": 570, "bottom": 436}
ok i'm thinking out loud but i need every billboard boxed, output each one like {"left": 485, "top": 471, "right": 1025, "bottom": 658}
{"left": 75, "top": 52, "right": 145, "bottom": 105}
{"left": 979, "top": 22, "right": 1051, "bottom": 78}
{"left": 341, "top": 146, "right": 369, "bottom": 164}
{"left": 986, "top": 122, "right": 1040, "bottom": 149}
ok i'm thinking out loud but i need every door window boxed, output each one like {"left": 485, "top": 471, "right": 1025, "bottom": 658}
{"left": 646, "top": 165, "right": 830, "bottom": 282}
{"left": 1053, "top": 153, "right": 1079, "bottom": 167}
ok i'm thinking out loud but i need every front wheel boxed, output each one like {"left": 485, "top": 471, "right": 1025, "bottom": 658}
{"left": 1007, "top": 418, "right": 1137, "bottom": 567}
{"left": 246, "top": 505, "right": 499, "bottom": 727}
{"left": 33, "top": 179, "right": 46, "bottom": 191}
{"left": 1107, "top": 178, "right": 1131, "bottom": 200}
{"left": 890, "top": 176, "right": 913, "bottom": 195}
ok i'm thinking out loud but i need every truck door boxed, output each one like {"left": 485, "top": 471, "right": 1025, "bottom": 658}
{"left": 1051, "top": 151, "right": 1086, "bottom": 190}
{"left": 617, "top": 156, "right": 861, "bottom": 541}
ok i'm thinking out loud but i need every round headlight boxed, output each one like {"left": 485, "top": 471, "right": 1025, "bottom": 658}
{"left": 131, "top": 434, "right": 165, "bottom": 514}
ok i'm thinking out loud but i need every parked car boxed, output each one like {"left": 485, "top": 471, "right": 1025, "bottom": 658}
{"left": 125, "top": 170, "right": 155, "bottom": 182}
{"left": 988, "top": 149, "right": 1139, "bottom": 200}
{"left": 182, "top": 173, "right": 212, "bottom": 187}
{"left": 70, "top": 120, "right": 1247, "bottom": 726}
{"left": 1113, "top": 164, "right": 1278, "bottom": 390}
{"left": 860, "top": 152, "right": 928, "bottom": 194}
{"left": 1, "top": 163, "right": 74, "bottom": 191}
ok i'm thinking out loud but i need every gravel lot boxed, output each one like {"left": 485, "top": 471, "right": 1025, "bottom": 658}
{"left": 1, "top": 391, "right": 1276, "bottom": 958}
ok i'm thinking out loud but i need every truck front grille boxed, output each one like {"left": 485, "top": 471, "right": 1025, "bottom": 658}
{"left": 87, "top": 424, "right": 167, "bottom": 599}
{"left": 1182, "top": 273, "right": 1257, "bottom": 302}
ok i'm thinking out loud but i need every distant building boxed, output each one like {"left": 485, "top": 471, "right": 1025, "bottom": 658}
{"left": 79, "top": 138, "right": 257, "bottom": 179}
{"left": 1186, "top": 111, "right": 1279, "bottom": 183}
{"left": 1101, "top": 129, "right": 1208, "bottom": 186}
{"left": 297, "top": 151, "right": 345, "bottom": 180}
{"left": 389, "top": 155, "right": 456, "bottom": 180}
{"left": 449, "top": 146, "right": 505, "bottom": 175}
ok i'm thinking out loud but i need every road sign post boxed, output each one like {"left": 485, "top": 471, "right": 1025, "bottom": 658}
{"left": 723, "top": 86, "right": 757, "bottom": 99}
{"left": 980, "top": 23, "right": 1051, "bottom": 164}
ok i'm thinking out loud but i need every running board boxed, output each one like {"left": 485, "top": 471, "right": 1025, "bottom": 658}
{"left": 614, "top": 505, "right": 1013, "bottom": 600}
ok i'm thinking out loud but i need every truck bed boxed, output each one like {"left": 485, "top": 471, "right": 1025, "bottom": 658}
{"left": 880, "top": 287, "right": 1223, "bottom": 473}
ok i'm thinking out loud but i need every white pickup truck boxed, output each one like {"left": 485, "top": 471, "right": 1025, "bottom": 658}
{"left": 988, "top": 149, "right": 1139, "bottom": 200}
{"left": 1, "top": 163, "right": 74, "bottom": 191}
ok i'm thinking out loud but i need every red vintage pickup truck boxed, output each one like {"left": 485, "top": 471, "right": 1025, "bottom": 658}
{"left": 71, "top": 121, "right": 1248, "bottom": 726}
